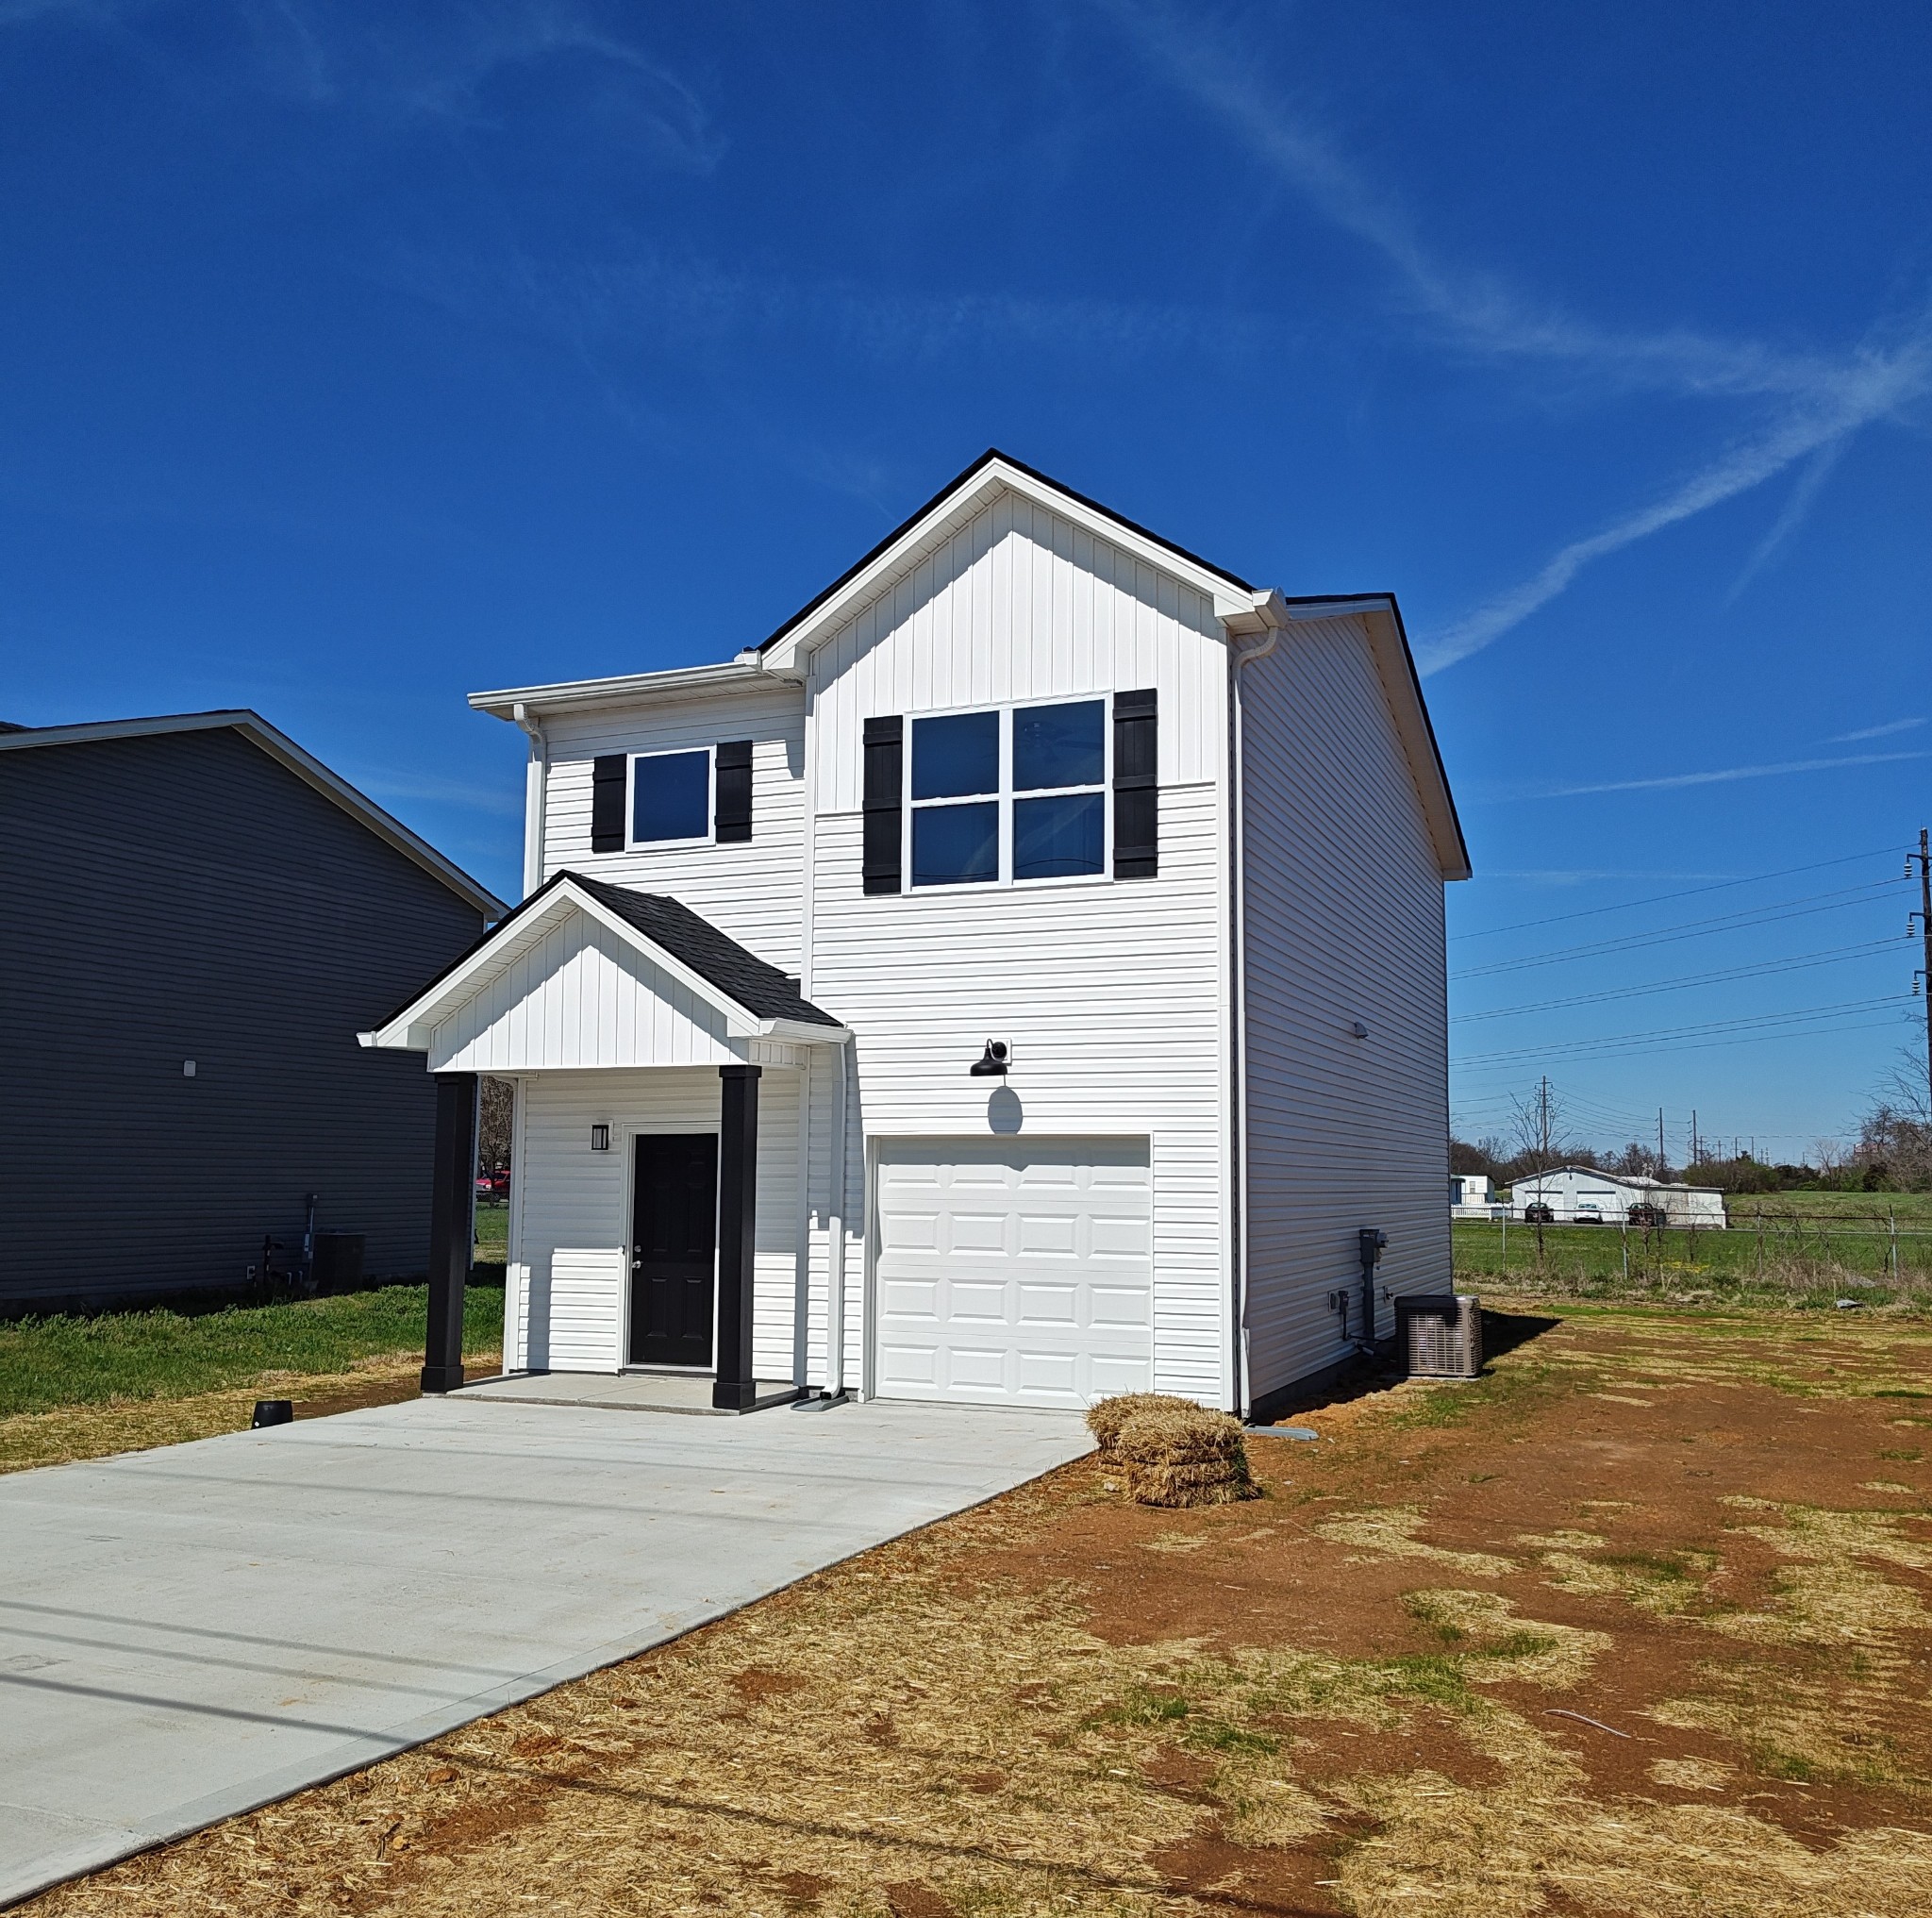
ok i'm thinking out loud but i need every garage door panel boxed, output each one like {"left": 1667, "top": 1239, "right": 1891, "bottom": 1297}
{"left": 874, "top": 1137, "right": 1151, "bottom": 1408}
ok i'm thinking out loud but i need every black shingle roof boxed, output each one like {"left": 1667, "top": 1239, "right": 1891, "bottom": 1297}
{"left": 379, "top": 870, "right": 843, "bottom": 1032}
{"left": 564, "top": 874, "right": 841, "bottom": 1026}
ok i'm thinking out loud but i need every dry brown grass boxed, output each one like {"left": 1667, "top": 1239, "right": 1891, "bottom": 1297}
{"left": 21, "top": 1303, "right": 1932, "bottom": 1917}
{"left": 0, "top": 1352, "right": 499, "bottom": 1474}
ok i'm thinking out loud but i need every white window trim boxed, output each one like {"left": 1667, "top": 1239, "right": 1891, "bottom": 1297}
{"left": 904, "top": 697, "right": 1111, "bottom": 893}
{"left": 627, "top": 745, "right": 715, "bottom": 850}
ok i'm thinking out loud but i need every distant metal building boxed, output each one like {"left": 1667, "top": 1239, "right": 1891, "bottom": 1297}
{"left": 1508, "top": 1167, "right": 1727, "bottom": 1229}
{"left": 0, "top": 711, "right": 504, "bottom": 1311}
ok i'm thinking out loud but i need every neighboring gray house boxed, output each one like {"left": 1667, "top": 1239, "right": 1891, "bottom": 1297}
{"left": 0, "top": 711, "right": 504, "bottom": 1311}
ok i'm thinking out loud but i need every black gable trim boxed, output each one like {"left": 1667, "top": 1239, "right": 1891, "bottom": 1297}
{"left": 757, "top": 450, "right": 1254, "bottom": 655}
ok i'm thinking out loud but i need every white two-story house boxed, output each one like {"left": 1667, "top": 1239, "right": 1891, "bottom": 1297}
{"left": 366, "top": 452, "right": 1470, "bottom": 1421}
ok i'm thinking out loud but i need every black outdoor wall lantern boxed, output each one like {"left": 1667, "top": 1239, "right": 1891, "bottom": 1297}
{"left": 590, "top": 1124, "right": 610, "bottom": 1152}
{"left": 969, "top": 1040, "right": 1010, "bottom": 1077}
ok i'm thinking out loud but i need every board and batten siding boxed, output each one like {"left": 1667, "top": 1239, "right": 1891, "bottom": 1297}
{"left": 807, "top": 489, "right": 1226, "bottom": 813}
{"left": 1237, "top": 613, "right": 1451, "bottom": 1403}
{"left": 0, "top": 727, "right": 487, "bottom": 1308}
{"left": 507, "top": 1069, "right": 801, "bottom": 1378}
{"left": 537, "top": 684, "right": 807, "bottom": 974}
{"left": 426, "top": 911, "right": 745, "bottom": 1073}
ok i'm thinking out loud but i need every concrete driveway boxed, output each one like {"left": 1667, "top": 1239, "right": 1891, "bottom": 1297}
{"left": 0, "top": 1395, "right": 1090, "bottom": 1907}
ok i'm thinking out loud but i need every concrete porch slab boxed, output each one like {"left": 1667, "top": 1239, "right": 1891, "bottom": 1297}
{"left": 0, "top": 1396, "right": 1091, "bottom": 1909}
{"left": 454, "top": 1371, "right": 802, "bottom": 1414}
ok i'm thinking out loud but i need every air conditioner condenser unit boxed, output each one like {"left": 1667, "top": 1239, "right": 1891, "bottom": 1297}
{"left": 1396, "top": 1293, "right": 1482, "bottom": 1379}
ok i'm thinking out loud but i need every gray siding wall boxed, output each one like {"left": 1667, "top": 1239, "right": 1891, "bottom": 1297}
{"left": 0, "top": 728, "right": 487, "bottom": 1309}
{"left": 1238, "top": 616, "right": 1452, "bottom": 1406}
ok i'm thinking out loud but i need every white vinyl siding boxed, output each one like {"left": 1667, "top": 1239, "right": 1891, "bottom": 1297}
{"left": 506, "top": 1068, "right": 802, "bottom": 1377}
{"left": 874, "top": 1138, "right": 1153, "bottom": 1407}
{"left": 541, "top": 682, "right": 806, "bottom": 973}
{"left": 808, "top": 490, "right": 1224, "bottom": 811}
{"left": 811, "top": 782, "right": 1228, "bottom": 1406}
{"left": 1237, "top": 614, "right": 1451, "bottom": 1403}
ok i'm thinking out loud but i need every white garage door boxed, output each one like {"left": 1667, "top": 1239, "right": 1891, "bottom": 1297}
{"left": 873, "top": 1138, "right": 1153, "bottom": 1408}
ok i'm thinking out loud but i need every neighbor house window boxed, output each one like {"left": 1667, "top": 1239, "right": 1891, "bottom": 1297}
{"left": 631, "top": 749, "right": 710, "bottom": 844}
{"left": 909, "top": 698, "right": 1107, "bottom": 888}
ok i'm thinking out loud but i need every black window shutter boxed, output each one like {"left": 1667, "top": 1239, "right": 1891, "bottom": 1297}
{"left": 591, "top": 754, "right": 627, "bottom": 853}
{"left": 1112, "top": 690, "right": 1158, "bottom": 879}
{"left": 862, "top": 716, "right": 903, "bottom": 895}
{"left": 714, "top": 740, "right": 754, "bottom": 842}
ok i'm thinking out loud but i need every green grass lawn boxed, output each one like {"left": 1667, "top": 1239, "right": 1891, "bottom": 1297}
{"left": 0, "top": 1283, "right": 507, "bottom": 1419}
{"left": 475, "top": 1198, "right": 508, "bottom": 1262}
{"left": 1455, "top": 1204, "right": 1932, "bottom": 1309}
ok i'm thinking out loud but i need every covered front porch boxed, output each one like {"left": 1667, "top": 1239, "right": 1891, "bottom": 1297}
{"left": 359, "top": 871, "right": 852, "bottom": 1412}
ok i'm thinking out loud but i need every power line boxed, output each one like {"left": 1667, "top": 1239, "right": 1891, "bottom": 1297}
{"left": 1453, "top": 1014, "right": 1907, "bottom": 1076}
{"left": 1450, "top": 937, "right": 1903, "bottom": 1023}
{"left": 1450, "top": 845, "right": 1902, "bottom": 942}
{"left": 1453, "top": 995, "right": 1909, "bottom": 1069}
{"left": 1451, "top": 879, "right": 1903, "bottom": 980}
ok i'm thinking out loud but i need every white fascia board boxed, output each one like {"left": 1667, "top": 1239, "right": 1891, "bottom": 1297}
{"left": 761, "top": 459, "right": 1258, "bottom": 675}
{"left": 468, "top": 660, "right": 769, "bottom": 721}
{"left": 0, "top": 710, "right": 507, "bottom": 917}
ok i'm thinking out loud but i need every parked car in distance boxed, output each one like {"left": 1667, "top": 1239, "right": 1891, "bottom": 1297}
{"left": 1523, "top": 1203, "right": 1556, "bottom": 1225}
{"left": 1626, "top": 1203, "right": 1668, "bottom": 1229}
{"left": 475, "top": 1168, "right": 510, "bottom": 1200}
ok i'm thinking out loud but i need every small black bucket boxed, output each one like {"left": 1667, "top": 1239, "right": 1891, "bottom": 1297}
{"left": 252, "top": 1399, "right": 295, "bottom": 1428}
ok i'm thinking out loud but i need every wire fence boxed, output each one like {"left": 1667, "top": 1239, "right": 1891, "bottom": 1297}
{"left": 1451, "top": 1209, "right": 1932, "bottom": 1294}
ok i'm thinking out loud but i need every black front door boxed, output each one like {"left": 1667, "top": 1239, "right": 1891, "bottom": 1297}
{"left": 628, "top": 1133, "right": 720, "bottom": 1368}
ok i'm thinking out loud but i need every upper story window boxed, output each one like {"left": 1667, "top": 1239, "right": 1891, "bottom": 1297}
{"left": 909, "top": 698, "right": 1107, "bottom": 888}
{"left": 631, "top": 748, "right": 712, "bottom": 844}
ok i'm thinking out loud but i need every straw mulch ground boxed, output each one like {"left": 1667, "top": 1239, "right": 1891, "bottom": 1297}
{"left": 0, "top": 1351, "right": 498, "bottom": 1474}
{"left": 20, "top": 1297, "right": 1932, "bottom": 1916}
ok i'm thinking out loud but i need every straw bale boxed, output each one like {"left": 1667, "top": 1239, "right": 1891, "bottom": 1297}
{"left": 1124, "top": 1460, "right": 1256, "bottom": 1508}
{"left": 1083, "top": 1392, "right": 1194, "bottom": 1454}
{"left": 1113, "top": 1404, "right": 1246, "bottom": 1466}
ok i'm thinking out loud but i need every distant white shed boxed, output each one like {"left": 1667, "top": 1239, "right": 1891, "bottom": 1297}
{"left": 1510, "top": 1167, "right": 1726, "bottom": 1229}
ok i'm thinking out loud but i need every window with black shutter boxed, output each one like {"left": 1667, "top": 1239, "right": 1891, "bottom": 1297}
{"left": 1111, "top": 689, "right": 1158, "bottom": 879}
{"left": 714, "top": 740, "right": 753, "bottom": 842}
{"left": 862, "top": 716, "right": 903, "bottom": 894}
{"left": 591, "top": 754, "right": 627, "bottom": 853}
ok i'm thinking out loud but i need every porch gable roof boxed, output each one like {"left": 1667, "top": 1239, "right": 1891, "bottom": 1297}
{"left": 360, "top": 871, "right": 846, "bottom": 1056}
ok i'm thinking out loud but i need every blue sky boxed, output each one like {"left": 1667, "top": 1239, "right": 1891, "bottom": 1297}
{"left": 3, "top": 1, "right": 1928, "bottom": 1159}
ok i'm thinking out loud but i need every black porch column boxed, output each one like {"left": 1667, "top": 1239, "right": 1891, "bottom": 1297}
{"left": 422, "top": 1072, "right": 478, "bottom": 1394}
{"left": 712, "top": 1063, "right": 761, "bottom": 1410}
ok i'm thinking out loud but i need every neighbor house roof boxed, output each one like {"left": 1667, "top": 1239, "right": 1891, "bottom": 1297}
{"left": 363, "top": 870, "right": 845, "bottom": 1052}
{"left": 0, "top": 710, "right": 506, "bottom": 918}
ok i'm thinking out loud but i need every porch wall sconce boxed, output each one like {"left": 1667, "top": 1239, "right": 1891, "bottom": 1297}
{"left": 590, "top": 1124, "right": 611, "bottom": 1152}
{"left": 969, "top": 1040, "right": 1010, "bottom": 1078}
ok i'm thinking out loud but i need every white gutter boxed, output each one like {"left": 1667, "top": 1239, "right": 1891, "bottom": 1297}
{"left": 469, "top": 659, "right": 768, "bottom": 719}
{"left": 511, "top": 702, "right": 547, "bottom": 901}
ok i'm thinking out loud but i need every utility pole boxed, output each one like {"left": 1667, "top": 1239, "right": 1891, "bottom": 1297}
{"left": 1657, "top": 1108, "right": 1666, "bottom": 1178}
{"left": 1914, "top": 828, "right": 1932, "bottom": 1119}
{"left": 1691, "top": 1109, "right": 1699, "bottom": 1168}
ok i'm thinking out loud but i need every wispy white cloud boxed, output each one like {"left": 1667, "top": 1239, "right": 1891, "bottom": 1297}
{"left": 387, "top": 242, "right": 1265, "bottom": 368}
{"left": 1096, "top": 0, "right": 1932, "bottom": 670}
{"left": 1724, "top": 436, "right": 1852, "bottom": 603}
{"left": 1830, "top": 716, "right": 1925, "bottom": 743}
{"left": 1526, "top": 750, "right": 1928, "bottom": 799}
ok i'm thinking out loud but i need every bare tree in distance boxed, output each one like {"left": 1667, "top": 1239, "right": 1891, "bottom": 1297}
{"left": 1851, "top": 1045, "right": 1932, "bottom": 1192}
{"left": 1508, "top": 1076, "right": 1565, "bottom": 1273}
{"left": 479, "top": 1076, "right": 514, "bottom": 1181}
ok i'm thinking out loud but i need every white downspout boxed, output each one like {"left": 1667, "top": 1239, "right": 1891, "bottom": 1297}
{"left": 512, "top": 701, "right": 547, "bottom": 899}
{"left": 1226, "top": 594, "right": 1287, "bottom": 1418}
{"left": 826, "top": 1036, "right": 850, "bottom": 1397}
